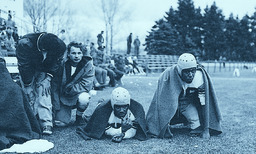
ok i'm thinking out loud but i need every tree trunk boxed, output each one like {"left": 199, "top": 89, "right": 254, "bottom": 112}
{"left": 105, "top": 23, "right": 109, "bottom": 55}
{"left": 110, "top": 24, "right": 113, "bottom": 55}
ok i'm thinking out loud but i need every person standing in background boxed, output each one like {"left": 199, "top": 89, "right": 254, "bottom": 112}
{"left": 5, "top": 13, "right": 15, "bottom": 30}
{"left": 97, "top": 31, "right": 104, "bottom": 50}
{"left": 133, "top": 36, "right": 140, "bottom": 57}
{"left": 127, "top": 33, "right": 132, "bottom": 55}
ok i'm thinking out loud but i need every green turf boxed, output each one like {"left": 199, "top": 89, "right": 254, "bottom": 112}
{"left": 43, "top": 69, "right": 256, "bottom": 153}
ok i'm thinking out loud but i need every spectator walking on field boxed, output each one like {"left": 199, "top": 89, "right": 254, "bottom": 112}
{"left": 16, "top": 32, "right": 66, "bottom": 135}
{"left": 127, "top": 33, "right": 132, "bottom": 55}
{"left": 133, "top": 36, "right": 140, "bottom": 57}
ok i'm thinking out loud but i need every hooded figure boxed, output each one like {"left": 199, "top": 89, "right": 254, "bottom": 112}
{"left": 146, "top": 53, "right": 222, "bottom": 139}
{"left": 76, "top": 87, "right": 147, "bottom": 142}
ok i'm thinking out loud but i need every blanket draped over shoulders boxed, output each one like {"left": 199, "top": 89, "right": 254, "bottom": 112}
{"left": 146, "top": 65, "right": 222, "bottom": 138}
{"left": 0, "top": 62, "right": 41, "bottom": 150}
{"left": 76, "top": 99, "right": 148, "bottom": 141}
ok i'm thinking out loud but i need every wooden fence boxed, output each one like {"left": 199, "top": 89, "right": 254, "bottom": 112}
{"left": 137, "top": 55, "right": 178, "bottom": 74}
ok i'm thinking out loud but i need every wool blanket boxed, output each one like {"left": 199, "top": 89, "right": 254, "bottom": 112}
{"left": 76, "top": 99, "right": 147, "bottom": 141}
{"left": 146, "top": 65, "right": 222, "bottom": 138}
{"left": 0, "top": 61, "right": 41, "bottom": 150}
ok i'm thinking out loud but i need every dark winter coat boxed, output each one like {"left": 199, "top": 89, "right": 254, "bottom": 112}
{"left": 16, "top": 32, "right": 65, "bottom": 85}
{"left": 51, "top": 56, "right": 94, "bottom": 110}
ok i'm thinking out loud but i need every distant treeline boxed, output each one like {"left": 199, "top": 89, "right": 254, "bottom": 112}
{"left": 144, "top": 0, "right": 256, "bottom": 61}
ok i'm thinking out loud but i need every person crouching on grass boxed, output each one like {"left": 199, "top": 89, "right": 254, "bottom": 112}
{"left": 146, "top": 53, "right": 222, "bottom": 139}
{"left": 76, "top": 87, "right": 147, "bottom": 143}
{"left": 51, "top": 41, "right": 95, "bottom": 127}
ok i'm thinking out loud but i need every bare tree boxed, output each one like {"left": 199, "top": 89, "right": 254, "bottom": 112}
{"left": 51, "top": 2, "right": 74, "bottom": 35}
{"left": 99, "top": 0, "right": 132, "bottom": 55}
{"left": 24, "top": 0, "right": 58, "bottom": 32}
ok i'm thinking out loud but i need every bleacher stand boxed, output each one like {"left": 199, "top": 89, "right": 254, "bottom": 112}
{"left": 4, "top": 56, "right": 19, "bottom": 81}
{"left": 137, "top": 55, "right": 178, "bottom": 75}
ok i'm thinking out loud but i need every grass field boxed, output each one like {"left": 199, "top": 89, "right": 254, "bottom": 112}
{"left": 43, "top": 69, "right": 256, "bottom": 154}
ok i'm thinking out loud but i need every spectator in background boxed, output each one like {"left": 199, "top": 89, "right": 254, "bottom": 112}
{"left": 99, "top": 54, "right": 117, "bottom": 87}
{"left": 12, "top": 26, "right": 19, "bottom": 45}
{"left": 59, "top": 29, "right": 67, "bottom": 42}
{"left": 91, "top": 46, "right": 116, "bottom": 87}
{"left": 127, "top": 33, "right": 132, "bottom": 55}
{"left": 0, "top": 30, "right": 7, "bottom": 56}
{"left": 90, "top": 42, "right": 96, "bottom": 55}
{"left": 16, "top": 32, "right": 66, "bottom": 135}
{"left": 124, "top": 55, "right": 133, "bottom": 74}
{"left": 103, "top": 55, "right": 119, "bottom": 87}
{"left": 97, "top": 31, "right": 104, "bottom": 49}
{"left": 52, "top": 41, "right": 94, "bottom": 127}
{"left": 131, "top": 56, "right": 141, "bottom": 74}
{"left": 133, "top": 36, "right": 140, "bottom": 57}
{"left": 84, "top": 39, "right": 90, "bottom": 52}
{"left": 89, "top": 43, "right": 105, "bottom": 90}
{"left": 81, "top": 43, "right": 90, "bottom": 57}
{"left": 113, "top": 54, "right": 126, "bottom": 85}
{"left": 90, "top": 46, "right": 107, "bottom": 87}
{"left": 4, "top": 26, "right": 16, "bottom": 56}
{"left": 5, "top": 14, "right": 15, "bottom": 30}
{"left": 0, "top": 10, "right": 6, "bottom": 31}
{"left": 58, "top": 29, "right": 69, "bottom": 61}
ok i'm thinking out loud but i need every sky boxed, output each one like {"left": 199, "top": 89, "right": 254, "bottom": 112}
{"left": 130, "top": 0, "right": 256, "bottom": 35}
{"left": 69, "top": 0, "right": 256, "bottom": 52}
{"left": 109, "top": 0, "right": 256, "bottom": 51}
{"left": 2, "top": 0, "right": 256, "bottom": 52}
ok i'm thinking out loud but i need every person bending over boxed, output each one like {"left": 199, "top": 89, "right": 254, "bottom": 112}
{"left": 16, "top": 32, "right": 66, "bottom": 135}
